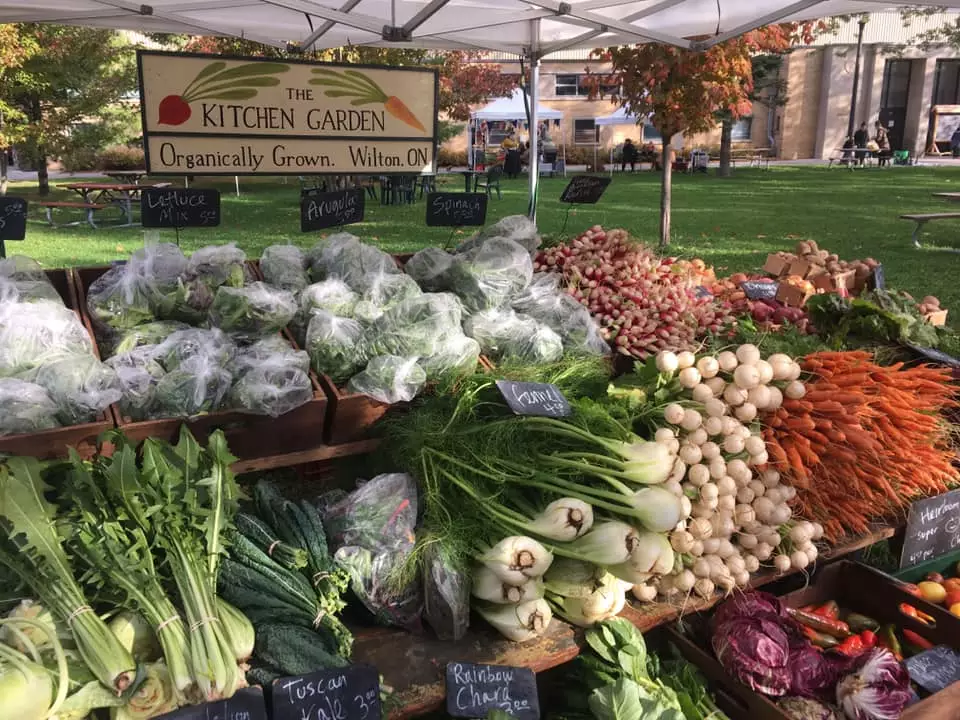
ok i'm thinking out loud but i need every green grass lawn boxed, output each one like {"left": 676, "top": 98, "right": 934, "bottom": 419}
{"left": 8, "top": 165, "right": 960, "bottom": 316}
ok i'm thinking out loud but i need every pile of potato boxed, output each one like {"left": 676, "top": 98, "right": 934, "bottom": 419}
{"left": 767, "top": 240, "right": 879, "bottom": 291}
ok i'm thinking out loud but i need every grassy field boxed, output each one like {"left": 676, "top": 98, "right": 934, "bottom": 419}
{"left": 8, "top": 165, "right": 960, "bottom": 314}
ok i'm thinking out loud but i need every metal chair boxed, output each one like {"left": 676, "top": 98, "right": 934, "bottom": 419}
{"left": 474, "top": 165, "right": 503, "bottom": 199}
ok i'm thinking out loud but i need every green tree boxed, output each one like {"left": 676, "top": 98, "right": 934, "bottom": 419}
{"left": 0, "top": 25, "right": 38, "bottom": 194}
{"left": 3, "top": 25, "right": 137, "bottom": 194}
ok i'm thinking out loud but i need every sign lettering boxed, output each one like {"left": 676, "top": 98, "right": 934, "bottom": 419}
{"left": 426, "top": 192, "right": 487, "bottom": 227}
{"left": 900, "top": 489, "right": 960, "bottom": 568}
{"left": 271, "top": 665, "right": 380, "bottom": 720}
{"left": 301, "top": 188, "right": 365, "bottom": 232}
{"left": 905, "top": 646, "right": 960, "bottom": 694}
{"left": 495, "top": 380, "right": 571, "bottom": 418}
{"left": 445, "top": 663, "right": 539, "bottom": 719}
{"left": 141, "top": 188, "right": 221, "bottom": 229}
{"left": 741, "top": 280, "right": 779, "bottom": 301}
{"left": 153, "top": 687, "right": 267, "bottom": 720}
{"left": 560, "top": 176, "right": 611, "bottom": 204}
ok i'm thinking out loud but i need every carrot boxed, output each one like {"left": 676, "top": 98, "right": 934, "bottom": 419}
{"left": 384, "top": 96, "right": 426, "bottom": 132}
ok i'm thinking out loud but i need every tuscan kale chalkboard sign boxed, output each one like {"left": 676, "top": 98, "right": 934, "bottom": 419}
{"left": 141, "top": 188, "right": 221, "bottom": 228}
{"left": 426, "top": 192, "right": 487, "bottom": 227}
{"left": 271, "top": 664, "right": 380, "bottom": 720}
{"left": 301, "top": 187, "right": 365, "bottom": 231}
{"left": 560, "top": 176, "right": 611, "bottom": 204}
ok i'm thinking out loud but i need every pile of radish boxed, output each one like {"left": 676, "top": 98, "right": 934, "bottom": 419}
{"left": 534, "top": 227, "right": 735, "bottom": 359}
{"left": 631, "top": 345, "right": 824, "bottom": 604}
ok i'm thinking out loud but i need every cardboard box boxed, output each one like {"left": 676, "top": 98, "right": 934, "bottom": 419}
{"left": 762, "top": 254, "right": 790, "bottom": 277}
{"left": 811, "top": 269, "right": 856, "bottom": 293}
{"left": 776, "top": 282, "right": 814, "bottom": 307}
{"left": 925, "top": 309, "right": 949, "bottom": 326}
{"left": 786, "top": 257, "right": 814, "bottom": 279}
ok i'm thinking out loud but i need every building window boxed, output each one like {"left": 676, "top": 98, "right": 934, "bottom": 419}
{"left": 731, "top": 117, "right": 753, "bottom": 141}
{"left": 574, "top": 119, "right": 599, "bottom": 145}
{"left": 881, "top": 59, "right": 911, "bottom": 109}
{"left": 642, "top": 122, "right": 661, "bottom": 142}
{"left": 555, "top": 74, "right": 579, "bottom": 97}
{"left": 933, "top": 60, "right": 960, "bottom": 106}
{"left": 554, "top": 73, "right": 620, "bottom": 98}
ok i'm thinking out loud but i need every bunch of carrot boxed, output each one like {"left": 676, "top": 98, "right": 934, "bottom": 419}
{"left": 763, "top": 350, "right": 958, "bottom": 541}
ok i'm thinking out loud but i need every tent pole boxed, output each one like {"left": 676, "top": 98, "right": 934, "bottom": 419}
{"left": 527, "top": 20, "right": 541, "bottom": 222}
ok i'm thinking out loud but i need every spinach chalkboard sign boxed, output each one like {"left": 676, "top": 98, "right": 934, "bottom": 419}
{"left": 560, "top": 176, "right": 611, "bottom": 204}
{"left": 868, "top": 263, "right": 885, "bottom": 291}
{"left": 900, "top": 489, "right": 960, "bottom": 568}
{"left": 0, "top": 196, "right": 27, "bottom": 258}
{"left": 741, "top": 281, "right": 779, "bottom": 301}
{"left": 141, "top": 188, "right": 221, "bottom": 229}
{"left": 906, "top": 645, "right": 960, "bottom": 694}
{"left": 445, "top": 663, "right": 540, "bottom": 719}
{"left": 426, "top": 192, "right": 487, "bottom": 227}
{"left": 496, "top": 380, "right": 571, "bottom": 418}
{"left": 271, "top": 664, "right": 380, "bottom": 720}
{"left": 301, "top": 188, "right": 365, "bottom": 232}
{"left": 154, "top": 686, "right": 267, "bottom": 720}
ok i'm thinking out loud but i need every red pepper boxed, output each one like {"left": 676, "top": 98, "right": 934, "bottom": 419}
{"left": 835, "top": 635, "right": 866, "bottom": 656}
{"left": 859, "top": 630, "right": 877, "bottom": 649}
{"left": 814, "top": 600, "right": 841, "bottom": 620}
{"left": 902, "top": 629, "right": 934, "bottom": 651}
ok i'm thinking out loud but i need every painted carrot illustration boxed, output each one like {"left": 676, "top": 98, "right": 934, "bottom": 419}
{"left": 309, "top": 68, "right": 427, "bottom": 132}
{"left": 157, "top": 61, "right": 290, "bottom": 126}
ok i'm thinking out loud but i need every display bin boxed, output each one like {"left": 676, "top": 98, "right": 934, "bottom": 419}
{"left": 894, "top": 550, "right": 960, "bottom": 584}
{"left": 664, "top": 561, "right": 960, "bottom": 720}
{"left": 0, "top": 269, "right": 115, "bottom": 459}
{"left": 72, "top": 264, "right": 329, "bottom": 462}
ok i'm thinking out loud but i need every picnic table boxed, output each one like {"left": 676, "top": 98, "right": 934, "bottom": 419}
{"left": 102, "top": 169, "right": 148, "bottom": 184}
{"left": 62, "top": 182, "right": 169, "bottom": 227}
{"left": 932, "top": 192, "right": 960, "bottom": 202}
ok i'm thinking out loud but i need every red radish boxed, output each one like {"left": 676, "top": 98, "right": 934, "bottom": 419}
{"left": 158, "top": 95, "right": 192, "bottom": 125}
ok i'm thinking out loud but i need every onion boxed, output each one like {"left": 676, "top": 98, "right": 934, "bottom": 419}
{"left": 717, "top": 351, "right": 738, "bottom": 372}
{"left": 715, "top": 475, "right": 737, "bottom": 496}
{"left": 733, "top": 364, "right": 760, "bottom": 390}
{"left": 696, "top": 356, "right": 720, "bottom": 379}
{"left": 755, "top": 359, "right": 774, "bottom": 385}
{"left": 687, "top": 464, "right": 710, "bottom": 487}
{"left": 785, "top": 380, "right": 806, "bottom": 399}
{"left": 735, "top": 403, "right": 757, "bottom": 423}
{"left": 670, "top": 530, "right": 695, "bottom": 553}
{"left": 736, "top": 486, "right": 756, "bottom": 504}
{"left": 720, "top": 416, "right": 739, "bottom": 436}
{"left": 655, "top": 428, "right": 676, "bottom": 444}
{"left": 780, "top": 485, "right": 796, "bottom": 501}
{"left": 693, "top": 578, "right": 715, "bottom": 599}
{"left": 772, "top": 504, "right": 792, "bottom": 525}
{"left": 664, "top": 403, "right": 685, "bottom": 424}
{"left": 747, "top": 385, "right": 771, "bottom": 410}
{"left": 687, "top": 517, "right": 712, "bottom": 540}
{"left": 717, "top": 494, "right": 736, "bottom": 512}
{"left": 709, "top": 457, "right": 727, "bottom": 480}
{"left": 764, "top": 488, "right": 783, "bottom": 505}
{"left": 738, "top": 532, "right": 758, "bottom": 550}
{"left": 680, "top": 495, "right": 692, "bottom": 518}
{"left": 691, "top": 384, "right": 713, "bottom": 403}
{"left": 734, "top": 571, "right": 751, "bottom": 588}
{"left": 786, "top": 362, "right": 802, "bottom": 381}
{"left": 748, "top": 480, "right": 766, "bottom": 497}
{"left": 723, "top": 385, "right": 748, "bottom": 407}
{"left": 744, "top": 436, "right": 766, "bottom": 456}
{"left": 704, "top": 377, "right": 726, "bottom": 397}
{"left": 703, "top": 416, "right": 724, "bottom": 437}
{"left": 677, "top": 351, "right": 696, "bottom": 369}
{"left": 754, "top": 542, "right": 774, "bottom": 561}
{"left": 679, "top": 445, "right": 702, "bottom": 466}
{"left": 674, "top": 569, "right": 696, "bottom": 592}
{"left": 679, "top": 367, "right": 702, "bottom": 389}
{"left": 702, "top": 538, "right": 721, "bottom": 555}
{"left": 790, "top": 550, "right": 809, "bottom": 570}
{"left": 680, "top": 409, "right": 703, "bottom": 431}
{"left": 656, "top": 351, "right": 679, "bottom": 373}
{"left": 726, "top": 459, "right": 751, "bottom": 483}
{"left": 690, "top": 540, "right": 704, "bottom": 556}
{"left": 686, "top": 428, "right": 708, "bottom": 446}
{"left": 716, "top": 539, "right": 736, "bottom": 559}
{"left": 663, "top": 479, "right": 684, "bottom": 497}
{"left": 692, "top": 558, "right": 711, "bottom": 578}
{"left": 753, "top": 496, "right": 775, "bottom": 523}
{"left": 744, "top": 554, "right": 760, "bottom": 573}
{"left": 768, "top": 353, "right": 793, "bottom": 380}
{"left": 700, "top": 441, "right": 720, "bottom": 461}
{"left": 735, "top": 504, "right": 756, "bottom": 526}
{"left": 804, "top": 544, "right": 819, "bottom": 562}
{"left": 632, "top": 584, "right": 658, "bottom": 602}
{"left": 761, "top": 469, "right": 780, "bottom": 488}
{"left": 811, "top": 523, "right": 824, "bottom": 541}
{"left": 699, "top": 483, "right": 719, "bottom": 502}
{"left": 735, "top": 344, "right": 760, "bottom": 365}
{"left": 725, "top": 554, "right": 746, "bottom": 574}
{"left": 723, "top": 434, "right": 745, "bottom": 454}
{"left": 704, "top": 398, "right": 727, "bottom": 418}
{"left": 766, "top": 386, "right": 784, "bottom": 410}
{"left": 774, "top": 554, "right": 792, "bottom": 573}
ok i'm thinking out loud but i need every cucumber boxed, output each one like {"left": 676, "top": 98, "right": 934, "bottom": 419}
{"left": 846, "top": 612, "right": 880, "bottom": 633}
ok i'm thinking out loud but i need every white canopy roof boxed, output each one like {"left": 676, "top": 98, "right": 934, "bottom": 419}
{"left": 472, "top": 89, "right": 562, "bottom": 121}
{"left": 595, "top": 105, "right": 644, "bottom": 126}
{"left": 4, "top": 2, "right": 957, "bottom": 56}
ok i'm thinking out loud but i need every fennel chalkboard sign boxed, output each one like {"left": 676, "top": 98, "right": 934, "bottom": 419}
{"left": 141, "top": 188, "right": 221, "bottom": 228}
{"left": 445, "top": 662, "right": 540, "bottom": 719}
{"left": 741, "top": 281, "right": 779, "bottom": 301}
{"left": 301, "top": 188, "right": 365, "bottom": 232}
{"left": 271, "top": 664, "right": 380, "bottom": 720}
{"left": 495, "top": 380, "right": 571, "bottom": 419}
{"left": 426, "top": 192, "right": 487, "bottom": 227}
{"left": 900, "top": 488, "right": 960, "bottom": 568}
{"left": 154, "top": 687, "right": 267, "bottom": 720}
{"left": 560, "top": 175, "right": 610, "bottom": 204}
{"left": 0, "top": 196, "right": 27, "bottom": 258}
{"left": 905, "top": 645, "right": 960, "bottom": 694}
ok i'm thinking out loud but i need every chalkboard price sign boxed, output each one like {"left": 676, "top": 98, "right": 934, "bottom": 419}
{"left": 301, "top": 188, "right": 365, "bottom": 232}
{"left": 900, "top": 488, "right": 960, "bottom": 568}
{"left": 426, "top": 192, "right": 488, "bottom": 227}
{"left": 905, "top": 645, "right": 960, "bottom": 694}
{"left": 0, "top": 196, "right": 27, "bottom": 258}
{"left": 741, "top": 281, "right": 780, "bottom": 301}
{"left": 446, "top": 663, "right": 540, "bottom": 720}
{"left": 868, "top": 263, "right": 885, "bottom": 291}
{"left": 141, "top": 188, "right": 221, "bottom": 229}
{"left": 905, "top": 343, "right": 960, "bottom": 369}
{"left": 496, "top": 380, "right": 571, "bottom": 418}
{"left": 560, "top": 176, "right": 611, "bottom": 204}
{"left": 154, "top": 686, "right": 267, "bottom": 720}
{"left": 271, "top": 664, "right": 380, "bottom": 720}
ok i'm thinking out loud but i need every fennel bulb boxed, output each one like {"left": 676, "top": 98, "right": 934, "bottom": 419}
{"left": 476, "top": 599, "right": 552, "bottom": 642}
{"left": 569, "top": 522, "right": 640, "bottom": 566}
{"left": 478, "top": 536, "right": 553, "bottom": 585}
{"left": 0, "top": 653, "right": 53, "bottom": 720}
{"left": 215, "top": 598, "right": 254, "bottom": 663}
{"left": 628, "top": 487, "right": 685, "bottom": 533}
{"left": 626, "top": 532, "right": 675, "bottom": 576}
{"left": 111, "top": 662, "right": 178, "bottom": 720}
{"left": 544, "top": 558, "right": 606, "bottom": 599}
{"left": 614, "top": 441, "right": 675, "bottom": 485}
{"left": 109, "top": 612, "right": 160, "bottom": 663}
{"left": 1, "top": 600, "right": 55, "bottom": 653}
{"left": 472, "top": 566, "right": 544, "bottom": 604}
{"left": 528, "top": 498, "right": 594, "bottom": 541}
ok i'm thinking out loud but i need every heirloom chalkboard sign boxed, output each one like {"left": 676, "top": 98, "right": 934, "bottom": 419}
{"left": 301, "top": 188, "right": 365, "bottom": 232}
{"left": 426, "top": 192, "right": 487, "bottom": 227}
{"left": 141, "top": 188, "right": 221, "bottom": 228}
{"left": 271, "top": 664, "right": 380, "bottom": 720}
{"left": 496, "top": 380, "right": 571, "bottom": 418}
{"left": 560, "top": 176, "right": 610, "bottom": 204}
{"left": 154, "top": 687, "right": 267, "bottom": 720}
{"left": 445, "top": 662, "right": 540, "bottom": 720}
{"left": 900, "top": 488, "right": 960, "bottom": 568}
{"left": 0, "top": 196, "right": 27, "bottom": 258}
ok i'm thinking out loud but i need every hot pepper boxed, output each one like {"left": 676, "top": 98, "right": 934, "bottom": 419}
{"left": 902, "top": 629, "right": 934, "bottom": 651}
{"left": 878, "top": 624, "right": 903, "bottom": 661}
{"left": 814, "top": 600, "right": 841, "bottom": 620}
{"left": 835, "top": 634, "right": 866, "bottom": 656}
{"left": 900, "top": 603, "right": 936, "bottom": 626}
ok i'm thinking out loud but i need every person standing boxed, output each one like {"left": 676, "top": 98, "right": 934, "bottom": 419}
{"left": 874, "top": 121, "right": 891, "bottom": 167}
{"left": 854, "top": 122, "right": 869, "bottom": 166}
{"left": 621, "top": 138, "right": 639, "bottom": 172}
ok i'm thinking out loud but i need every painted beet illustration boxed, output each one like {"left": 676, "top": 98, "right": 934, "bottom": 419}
{"left": 157, "top": 60, "right": 290, "bottom": 125}
{"left": 309, "top": 69, "right": 427, "bottom": 132}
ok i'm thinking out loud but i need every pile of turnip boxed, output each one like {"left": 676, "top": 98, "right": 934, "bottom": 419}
{"left": 631, "top": 345, "right": 824, "bottom": 604}
{"left": 534, "top": 227, "right": 735, "bottom": 359}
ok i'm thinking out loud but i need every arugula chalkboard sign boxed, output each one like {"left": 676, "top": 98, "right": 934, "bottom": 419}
{"left": 271, "top": 664, "right": 380, "bottom": 720}
{"left": 496, "top": 380, "right": 571, "bottom": 418}
{"left": 426, "top": 192, "right": 487, "bottom": 227}
{"left": 154, "top": 686, "right": 267, "bottom": 720}
{"left": 868, "top": 263, "right": 885, "bottom": 291}
{"left": 900, "top": 488, "right": 960, "bottom": 568}
{"left": 301, "top": 188, "right": 365, "bottom": 232}
{"left": 560, "top": 176, "right": 611, "bottom": 204}
{"left": 446, "top": 662, "right": 540, "bottom": 719}
{"left": 0, "top": 196, "right": 27, "bottom": 259}
{"left": 741, "top": 281, "right": 779, "bottom": 301}
{"left": 906, "top": 645, "right": 960, "bottom": 694}
{"left": 141, "top": 188, "right": 221, "bottom": 229}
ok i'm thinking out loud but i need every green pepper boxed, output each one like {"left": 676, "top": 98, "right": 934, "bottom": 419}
{"left": 879, "top": 624, "right": 903, "bottom": 661}
{"left": 846, "top": 612, "right": 880, "bottom": 633}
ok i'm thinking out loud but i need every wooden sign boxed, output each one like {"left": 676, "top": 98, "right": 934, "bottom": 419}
{"left": 154, "top": 687, "right": 267, "bottom": 720}
{"left": 559, "top": 176, "right": 611, "bottom": 204}
{"left": 0, "top": 197, "right": 27, "bottom": 259}
{"left": 426, "top": 192, "right": 488, "bottom": 227}
{"left": 900, "top": 489, "right": 960, "bottom": 569}
{"left": 495, "top": 380, "right": 571, "bottom": 418}
{"left": 301, "top": 188, "right": 365, "bottom": 231}
{"left": 138, "top": 50, "right": 438, "bottom": 176}
{"left": 445, "top": 663, "right": 540, "bottom": 719}
{"left": 906, "top": 646, "right": 960, "bottom": 694}
{"left": 141, "top": 188, "right": 221, "bottom": 229}
{"left": 271, "top": 665, "right": 380, "bottom": 720}
{"left": 741, "top": 281, "right": 779, "bottom": 301}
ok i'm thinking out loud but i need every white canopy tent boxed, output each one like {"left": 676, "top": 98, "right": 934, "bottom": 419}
{"left": 469, "top": 89, "right": 562, "bottom": 169}
{"left": 6, "top": 1, "right": 957, "bottom": 216}
{"left": 595, "top": 107, "right": 640, "bottom": 127}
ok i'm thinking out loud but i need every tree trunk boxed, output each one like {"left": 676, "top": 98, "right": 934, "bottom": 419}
{"left": 36, "top": 148, "right": 49, "bottom": 196}
{"left": 718, "top": 118, "right": 733, "bottom": 178}
{"left": 0, "top": 152, "right": 7, "bottom": 197}
{"left": 660, "top": 139, "right": 672, "bottom": 249}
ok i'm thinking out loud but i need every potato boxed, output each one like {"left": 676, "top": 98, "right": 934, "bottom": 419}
{"left": 796, "top": 241, "right": 811, "bottom": 255}
{"left": 809, "top": 240, "right": 819, "bottom": 252}
{"left": 865, "top": 257, "right": 878, "bottom": 268}
{"left": 922, "top": 295, "right": 940, "bottom": 308}
{"left": 828, "top": 253, "right": 839, "bottom": 262}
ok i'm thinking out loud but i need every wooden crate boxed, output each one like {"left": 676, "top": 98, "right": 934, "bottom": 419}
{"left": 72, "top": 264, "right": 329, "bottom": 462}
{"left": 316, "top": 373, "right": 392, "bottom": 445}
{"left": 0, "top": 269, "right": 115, "bottom": 459}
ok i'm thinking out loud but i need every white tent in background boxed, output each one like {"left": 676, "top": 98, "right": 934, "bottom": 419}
{"left": 595, "top": 107, "right": 640, "bottom": 127}
{"left": 5, "top": 1, "right": 956, "bottom": 217}
{"left": 471, "top": 89, "right": 562, "bottom": 122}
